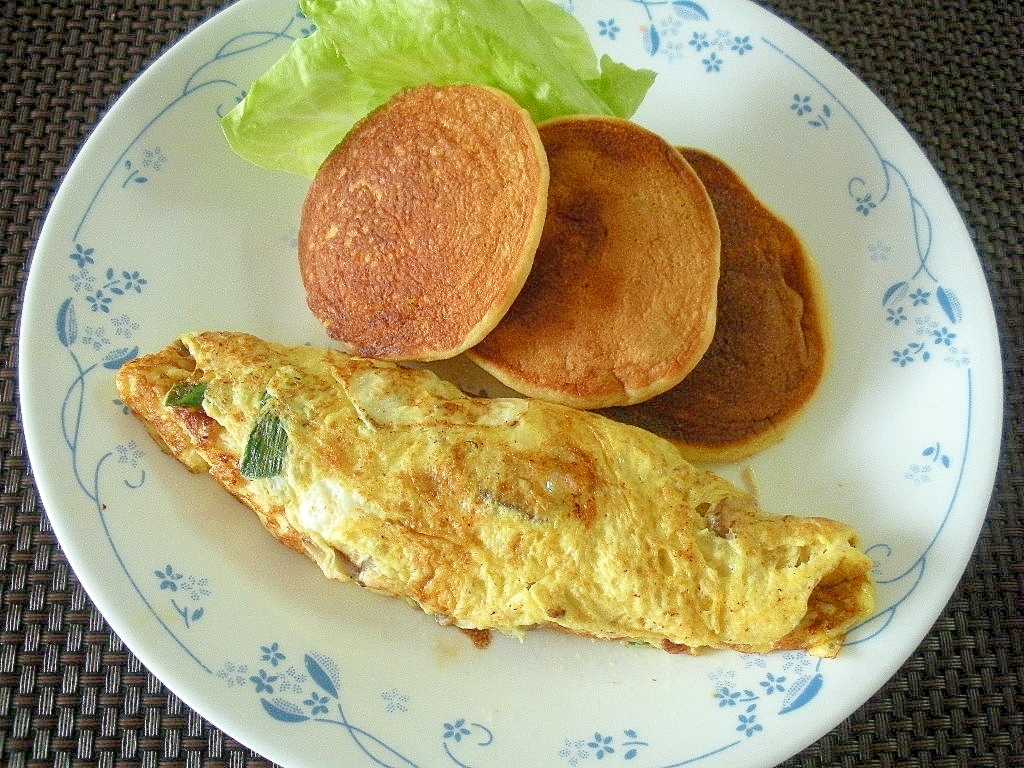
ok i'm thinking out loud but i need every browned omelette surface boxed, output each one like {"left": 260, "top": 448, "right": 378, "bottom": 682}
{"left": 117, "top": 332, "right": 873, "bottom": 657}
{"left": 467, "top": 116, "right": 720, "bottom": 409}
{"left": 298, "top": 84, "right": 548, "bottom": 361}
{"left": 602, "top": 149, "right": 831, "bottom": 462}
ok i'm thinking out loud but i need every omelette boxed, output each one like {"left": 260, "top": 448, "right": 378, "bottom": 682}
{"left": 116, "top": 332, "right": 874, "bottom": 657}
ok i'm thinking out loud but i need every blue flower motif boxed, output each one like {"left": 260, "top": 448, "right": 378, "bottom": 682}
{"left": 443, "top": 719, "right": 472, "bottom": 742}
{"left": 892, "top": 348, "right": 913, "bottom": 367}
{"left": 702, "top": 52, "right": 723, "bottom": 72}
{"left": 716, "top": 688, "right": 742, "bottom": 707}
{"left": 598, "top": 18, "right": 620, "bottom": 39}
{"left": 70, "top": 244, "right": 95, "bottom": 268}
{"left": 736, "top": 707, "right": 763, "bottom": 737}
{"left": 689, "top": 31, "right": 710, "bottom": 51}
{"left": 886, "top": 307, "right": 908, "bottom": 325}
{"left": 759, "top": 672, "right": 787, "bottom": 694}
{"left": 250, "top": 669, "right": 279, "bottom": 694}
{"left": 261, "top": 642, "right": 286, "bottom": 667}
{"left": 120, "top": 270, "right": 147, "bottom": 293}
{"left": 86, "top": 290, "right": 112, "bottom": 313}
{"left": 909, "top": 288, "right": 931, "bottom": 305}
{"left": 304, "top": 691, "right": 330, "bottom": 716}
{"left": 154, "top": 565, "right": 181, "bottom": 591}
{"left": 790, "top": 94, "right": 812, "bottom": 116}
{"left": 588, "top": 732, "right": 615, "bottom": 759}
{"left": 856, "top": 193, "right": 877, "bottom": 215}
{"left": 731, "top": 35, "right": 753, "bottom": 54}
{"left": 932, "top": 327, "right": 957, "bottom": 346}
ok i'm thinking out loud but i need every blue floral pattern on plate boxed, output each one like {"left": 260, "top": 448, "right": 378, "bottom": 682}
{"left": 22, "top": 1, "right": 999, "bottom": 766}
{"left": 216, "top": 642, "right": 829, "bottom": 766}
{"left": 218, "top": 643, "right": 497, "bottom": 768}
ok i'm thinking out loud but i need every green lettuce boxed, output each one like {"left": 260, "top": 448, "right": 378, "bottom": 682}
{"left": 221, "top": 0, "right": 657, "bottom": 178}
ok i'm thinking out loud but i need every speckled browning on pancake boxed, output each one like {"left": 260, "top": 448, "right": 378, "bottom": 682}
{"left": 298, "top": 84, "right": 548, "bottom": 361}
{"left": 603, "top": 149, "right": 831, "bottom": 462}
{"left": 117, "top": 332, "right": 873, "bottom": 657}
{"left": 467, "top": 116, "right": 720, "bottom": 409}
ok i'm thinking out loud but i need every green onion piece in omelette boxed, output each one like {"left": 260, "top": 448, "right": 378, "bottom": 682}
{"left": 240, "top": 411, "right": 289, "bottom": 479}
{"left": 164, "top": 381, "right": 209, "bottom": 408}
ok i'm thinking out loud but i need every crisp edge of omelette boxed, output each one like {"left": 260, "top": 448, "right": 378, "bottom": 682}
{"left": 116, "top": 332, "right": 875, "bottom": 657}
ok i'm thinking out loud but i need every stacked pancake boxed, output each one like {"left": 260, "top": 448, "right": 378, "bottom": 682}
{"left": 299, "top": 84, "right": 830, "bottom": 461}
{"left": 602, "top": 149, "right": 831, "bottom": 462}
{"left": 299, "top": 84, "right": 549, "bottom": 361}
{"left": 466, "top": 116, "right": 721, "bottom": 409}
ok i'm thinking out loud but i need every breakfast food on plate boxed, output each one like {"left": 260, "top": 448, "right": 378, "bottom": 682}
{"left": 298, "top": 84, "right": 549, "bottom": 361}
{"left": 602, "top": 149, "right": 832, "bottom": 462}
{"left": 466, "top": 116, "right": 721, "bottom": 409}
{"left": 117, "top": 332, "right": 874, "bottom": 657}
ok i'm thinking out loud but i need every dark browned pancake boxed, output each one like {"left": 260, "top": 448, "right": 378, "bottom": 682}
{"left": 602, "top": 149, "right": 831, "bottom": 462}
{"left": 298, "top": 84, "right": 548, "bottom": 361}
{"left": 467, "top": 116, "right": 720, "bottom": 409}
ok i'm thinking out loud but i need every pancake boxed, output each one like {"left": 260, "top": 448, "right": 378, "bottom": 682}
{"left": 298, "top": 84, "right": 548, "bottom": 361}
{"left": 116, "top": 331, "right": 874, "bottom": 657}
{"left": 602, "top": 149, "right": 832, "bottom": 462}
{"left": 466, "top": 116, "right": 720, "bottom": 409}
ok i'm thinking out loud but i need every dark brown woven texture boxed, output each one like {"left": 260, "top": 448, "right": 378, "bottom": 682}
{"left": 1, "top": 1, "right": 1021, "bottom": 767}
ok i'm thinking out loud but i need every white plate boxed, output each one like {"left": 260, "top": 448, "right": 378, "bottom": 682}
{"left": 19, "top": 1, "right": 1003, "bottom": 766}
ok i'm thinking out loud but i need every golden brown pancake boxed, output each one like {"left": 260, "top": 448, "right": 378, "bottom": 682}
{"left": 602, "top": 149, "right": 832, "bottom": 462}
{"left": 298, "top": 84, "right": 548, "bottom": 361}
{"left": 466, "top": 116, "right": 720, "bottom": 409}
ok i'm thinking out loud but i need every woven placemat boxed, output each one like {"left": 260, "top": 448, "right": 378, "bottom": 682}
{"left": 2, "top": 1, "right": 1021, "bottom": 766}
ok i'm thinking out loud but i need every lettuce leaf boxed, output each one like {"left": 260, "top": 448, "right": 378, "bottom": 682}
{"left": 221, "top": 0, "right": 656, "bottom": 178}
